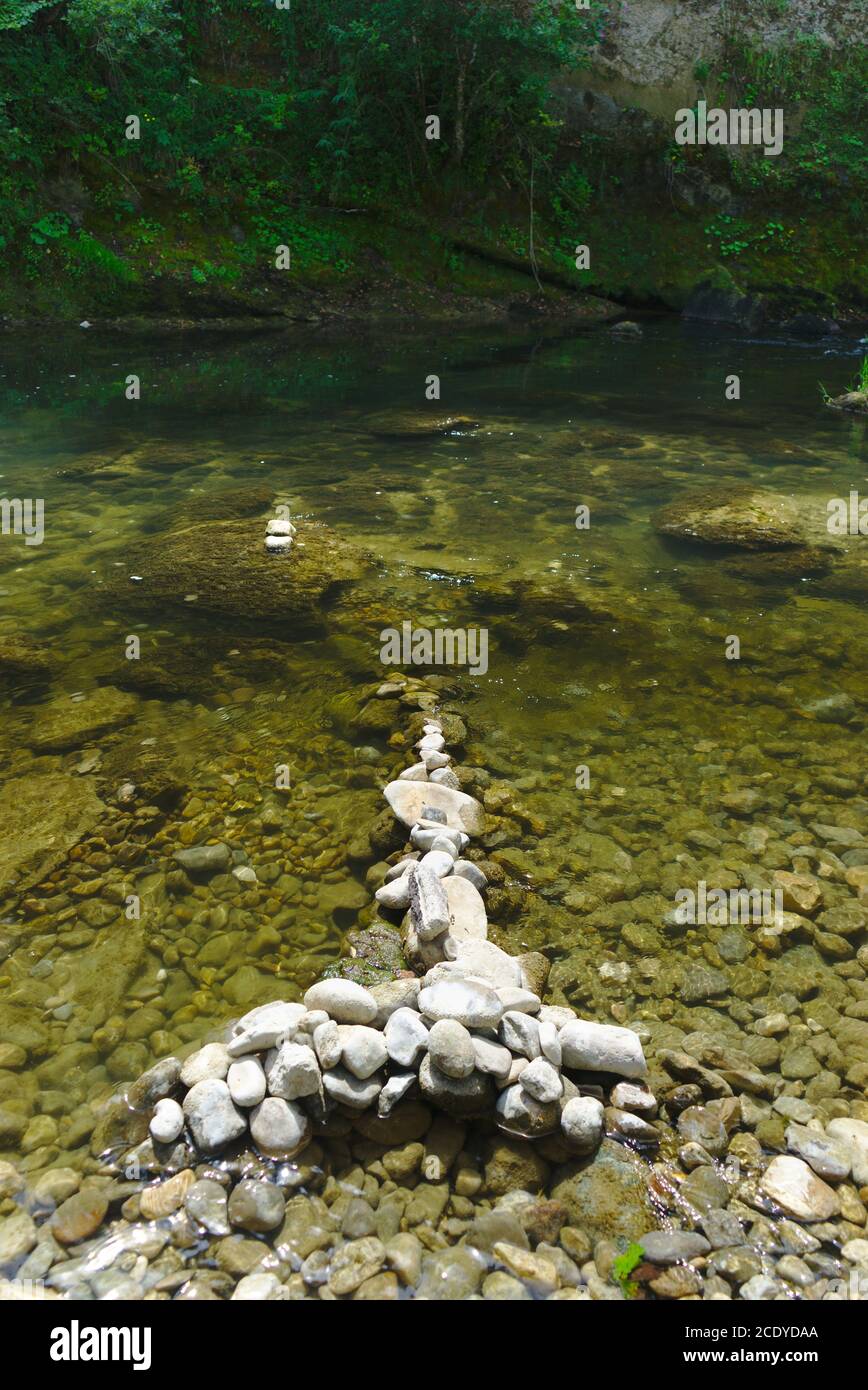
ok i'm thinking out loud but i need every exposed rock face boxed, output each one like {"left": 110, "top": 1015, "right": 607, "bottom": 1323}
{"left": 100, "top": 518, "right": 371, "bottom": 626}
{"left": 0, "top": 773, "right": 106, "bottom": 901}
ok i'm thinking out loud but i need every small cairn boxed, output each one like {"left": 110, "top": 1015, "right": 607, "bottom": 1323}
{"left": 264, "top": 515, "right": 296, "bottom": 554}
{"left": 140, "top": 711, "right": 655, "bottom": 1165}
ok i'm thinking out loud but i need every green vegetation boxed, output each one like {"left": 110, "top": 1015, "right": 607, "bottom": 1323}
{"left": 611, "top": 1242, "right": 645, "bottom": 1298}
{"left": 0, "top": 1, "right": 864, "bottom": 318}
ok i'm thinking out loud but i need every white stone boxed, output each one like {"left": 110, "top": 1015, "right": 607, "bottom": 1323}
{"left": 398, "top": 763, "right": 428, "bottom": 782}
{"left": 265, "top": 535, "right": 292, "bottom": 552}
{"left": 338, "top": 1025, "right": 388, "bottom": 1080}
{"left": 266, "top": 519, "right": 295, "bottom": 537}
{"left": 519, "top": 1057, "right": 563, "bottom": 1103}
{"left": 417, "top": 733, "right": 445, "bottom": 752}
{"left": 384, "top": 780, "right": 485, "bottom": 835}
{"left": 538, "top": 1005, "right": 576, "bottom": 1028}
{"left": 558, "top": 1020, "right": 647, "bottom": 1079}
{"left": 538, "top": 1021, "right": 562, "bottom": 1067}
{"left": 313, "top": 1019, "right": 342, "bottom": 1070}
{"left": 180, "top": 1042, "right": 230, "bottom": 1088}
{"left": 375, "top": 872, "right": 414, "bottom": 910}
{"left": 760, "top": 1155, "right": 840, "bottom": 1222}
{"left": 227, "top": 1057, "right": 266, "bottom": 1108}
{"left": 384, "top": 856, "right": 419, "bottom": 883}
{"left": 423, "top": 750, "right": 451, "bottom": 771}
{"left": 826, "top": 1118, "right": 868, "bottom": 1186}
{"left": 419, "top": 850, "right": 454, "bottom": 879}
{"left": 322, "top": 1067, "right": 382, "bottom": 1110}
{"left": 428, "top": 1019, "right": 475, "bottom": 1079}
{"left": 410, "top": 864, "right": 450, "bottom": 941}
{"left": 149, "top": 1098, "right": 184, "bottom": 1144}
{"left": 227, "top": 1002, "right": 307, "bottom": 1057}
{"left": 232, "top": 1272, "right": 287, "bottom": 1300}
{"left": 183, "top": 1079, "right": 247, "bottom": 1153}
{"left": 561, "top": 1096, "right": 605, "bottom": 1154}
{"left": 450, "top": 939, "right": 518, "bottom": 987}
{"left": 303, "top": 979, "right": 377, "bottom": 1024}
{"left": 442, "top": 875, "right": 487, "bottom": 947}
{"left": 384, "top": 1007, "right": 429, "bottom": 1068}
{"left": 497, "top": 987, "right": 540, "bottom": 1015}
{"left": 500, "top": 1011, "right": 541, "bottom": 1059}
{"left": 471, "top": 1035, "right": 513, "bottom": 1082}
{"left": 250, "top": 1097, "right": 310, "bottom": 1159}
{"left": 378, "top": 1072, "right": 417, "bottom": 1116}
{"left": 419, "top": 980, "right": 503, "bottom": 1030}
{"left": 266, "top": 1041, "right": 321, "bottom": 1100}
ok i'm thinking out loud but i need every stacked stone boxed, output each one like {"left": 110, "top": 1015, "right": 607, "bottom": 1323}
{"left": 264, "top": 516, "right": 295, "bottom": 553}
{"left": 145, "top": 711, "right": 653, "bottom": 1165}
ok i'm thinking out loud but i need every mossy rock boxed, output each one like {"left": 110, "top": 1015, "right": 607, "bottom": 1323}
{"left": 654, "top": 486, "right": 804, "bottom": 550}
{"left": 0, "top": 640, "right": 52, "bottom": 681}
{"left": 551, "top": 1138, "right": 654, "bottom": 1245}
{"left": 100, "top": 518, "right": 371, "bottom": 627}
{"left": 826, "top": 389, "right": 868, "bottom": 415}
{"left": 0, "top": 773, "right": 106, "bottom": 903}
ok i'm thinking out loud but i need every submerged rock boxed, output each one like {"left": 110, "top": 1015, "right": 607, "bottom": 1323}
{"left": 654, "top": 486, "right": 804, "bottom": 550}
{"left": 0, "top": 773, "right": 106, "bottom": 902}
{"left": 101, "top": 518, "right": 370, "bottom": 627}
{"left": 26, "top": 686, "right": 138, "bottom": 753}
{"left": 362, "top": 411, "right": 479, "bottom": 437}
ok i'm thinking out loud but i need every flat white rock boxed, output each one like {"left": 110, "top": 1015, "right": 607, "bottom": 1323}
{"left": 384, "top": 780, "right": 485, "bottom": 835}
{"left": 304, "top": 979, "right": 377, "bottom": 1024}
{"left": 418, "top": 979, "right": 503, "bottom": 1030}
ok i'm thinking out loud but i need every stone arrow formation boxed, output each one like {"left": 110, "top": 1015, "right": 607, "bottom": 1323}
{"left": 137, "top": 710, "right": 654, "bottom": 1168}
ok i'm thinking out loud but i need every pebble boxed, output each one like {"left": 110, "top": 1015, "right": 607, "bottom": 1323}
{"left": 560, "top": 1096, "right": 605, "bottom": 1154}
{"left": 538, "top": 1021, "right": 562, "bottom": 1067}
{"left": 496, "top": 1084, "right": 559, "bottom": 1138}
{"left": 140, "top": 1168, "right": 196, "bottom": 1220}
{"left": 180, "top": 1042, "right": 230, "bottom": 1088}
{"left": 303, "top": 979, "right": 378, "bottom": 1024}
{"left": 339, "top": 1025, "right": 388, "bottom": 1080}
{"left": 184, "top": 1179, "right": 231, "bottom": 1236}
{"left": 558, "top": 1020, "right": 647, "bottom": 1078}
{"left": 419, "top": 850, "right": 454, "bottom": 879}
{"left": 519, "top": 1057, "right": 563, "bottom": 1103}
{"left": 500, "top": 1011, "right": 541, "bottom": 1059}
{"left": 51, "top": 1192, "right": 109, "bottom": 1245}
{"left": 639, "top": 1230, "right": 710, "bottom": 1264}
{"left": 419, "top": 980, "right": 503, "bottom": 1030}
{"left": 228, "top": 1002, "right": 307, "bottom": 1056}
{"left": 228, "top": 1180, "right": 286, "bottom": 1233}
{"left": 183, "top": 1079, "right": 247, "bottom": 1153}
{"left": 428, "top": 1019, "right": 475, "bottom": 1079}
{"left": 826, "top": 1118, "right": 868, "bottom": 1185}
{"left": 227, "top": 1057, "right": 267, "bottom": 1108}
{"left": 266, "top": 1041, "right": 321, "bottom": 1100}
{"left": 249, "top": 1097, "right": 310, "bottom": 1158}
{"left": 322, "top": 1067, "right": 382, "bottom": 1110}
{"left": 760, "top": 1155, "right": 840, "bottom": 1222}
{"left": 471, "top": 1036, "right": 513, "bottom": 1082}
{"left": 313, "top": 1019, "right": 342, "bottom": 1070}
{"left": 149, "top": 1097, "right": 184, "bottom": 1144}
{"left": 384, "top": 1008, "right": 429, "bottom": 1068}
{"left": 375, "top": 873, "right": 414, "bottom": 910}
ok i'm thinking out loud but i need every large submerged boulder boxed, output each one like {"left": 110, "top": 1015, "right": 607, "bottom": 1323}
{"left": 99, "top": 518, "right": 371, "bottom": 626}
{"left": 0, "top": 772, "right": 106, "bottom": 902}
{"left": 654, "top": 486, "right": 804, "bottom": 550}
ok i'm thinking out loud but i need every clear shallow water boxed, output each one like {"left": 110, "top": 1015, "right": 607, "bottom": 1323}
{"left": 0, "top": 318, "right": 866, "bottom": 1184}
